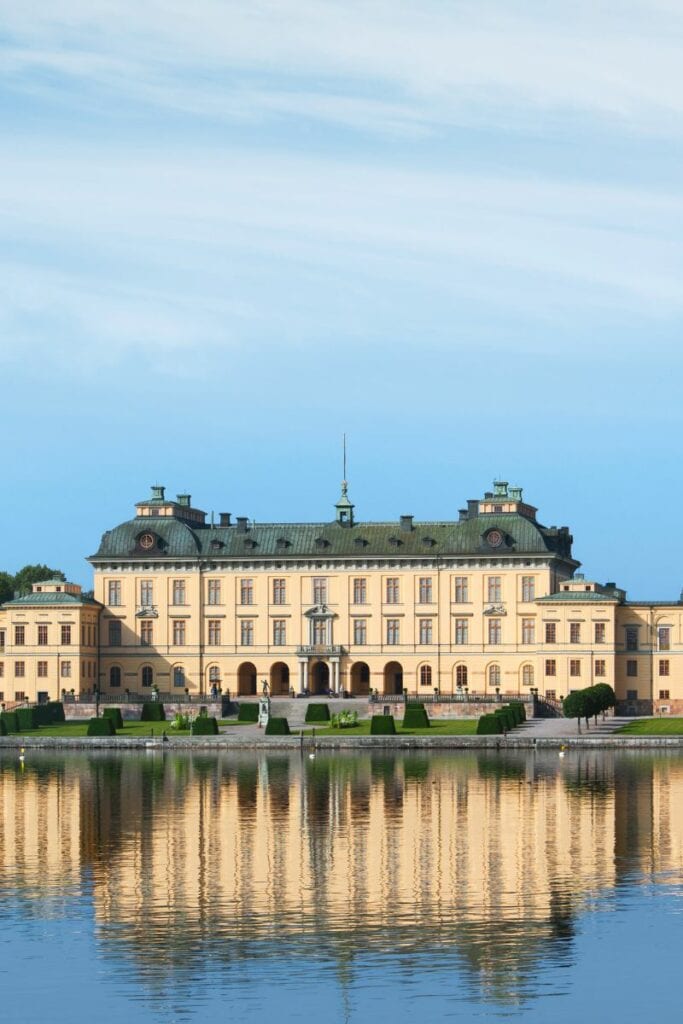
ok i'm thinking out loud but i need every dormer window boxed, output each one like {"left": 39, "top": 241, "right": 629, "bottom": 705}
{"left": 315, "top": 538, "right": 329, "bottom": 549}
{"left": 210, "top": 540, "right": 224, "bottom": 551}
{"left": 244, "top": 538, "right": 257, "bottom": 550}
{"left": 388, "top": 537, "right": 401, "bottom": 547}
{"left": 354, "top": 537, "right": 367, "bottom": 548}
{"left": 276, "top": 537, "right": 290, "bottom": 548}
{"left": 422, "top": 537, "right": 436, "bottom": 547}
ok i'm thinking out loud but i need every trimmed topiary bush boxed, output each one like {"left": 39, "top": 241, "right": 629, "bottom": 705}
{"left": 17, "top": 708, "right": 39, "bottom": 731}
{"left": 505, "top": 703, "right": 522, "bottom": 726}
{"left": 0, "top": 719, "right": 6, "bottom": 736}
{"left": 265, "top": 717, "right": 290, "bottom": 735}
{"left": 33, "top": 704, "right": 52, "bottom": 726}
{"left": 192, "top": 716, "right": 219, "bottom": 735}
{"left": 141, "top": 701, "right": 166, "bottom": 722}
{"left": 87, "top": 717, "right": 115, "bottom": 736}
{"left": 47, "top": 701, "right": 65, "bottom": 723}
{"left": 237, "top": 703, "right": 259, "bottom": 723}
{"left": 494, "top": 708, "right": 516, "bottom": 732}
{"left": 370, "top": 714, "right": 396, "bottom": 735}
{"left": 305, "top": 703, "right": 331, "bottom": 723}
{"left": 401, "top": 703, "right": 430, "bottom": 729}
{"left": 103, "top": 707, "right": 124, "bottom": 730}
{"left": 1, "top": 712, "right": 19, "bottom": 733}
{"left": 477, "top": 713, "right": 503, "bottom": 735}
{"left": 509, "top": 701, "right": 526, "bottom": 723}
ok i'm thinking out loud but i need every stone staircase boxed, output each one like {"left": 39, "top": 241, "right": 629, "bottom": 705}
{"left": 232, "top": 697, "right": 369, "bottom": 728}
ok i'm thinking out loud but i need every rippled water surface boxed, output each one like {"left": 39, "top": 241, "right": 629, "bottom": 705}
{"left": 1, "top": 749, "right": 682, "bottom": 1022}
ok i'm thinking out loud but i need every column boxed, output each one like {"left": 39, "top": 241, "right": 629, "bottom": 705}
{"left": 299, "top": 660, "right": 306, "bottom": 695}
{"left": 331, "top": 660, "right": 338, "bottom": 695}
{"left": 303, "top": 659, "right": 309, "bottom": 694}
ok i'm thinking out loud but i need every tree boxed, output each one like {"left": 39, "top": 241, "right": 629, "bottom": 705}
{"left": 0, "top": 572, "right": 14, "bottom": 604}
{"left": 12, "top": 565, "right": 65, "bottom": 596}
{"left": 563, "top": 691, "right": 588, "bottom": 733}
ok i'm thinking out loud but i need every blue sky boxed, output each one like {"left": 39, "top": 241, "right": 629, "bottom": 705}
{"left": 1, "top": 1, "right": 682, "bottom": 596}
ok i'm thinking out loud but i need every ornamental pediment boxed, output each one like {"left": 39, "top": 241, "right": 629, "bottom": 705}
{"left": 483, "top": 604, "right": 507, "bottom": 615}
{"left": 303, "top": 604, "right": 337, "bottom": 619}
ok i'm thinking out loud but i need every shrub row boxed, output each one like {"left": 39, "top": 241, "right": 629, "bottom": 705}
{"left": 0, "top": 719, "right": 6, "bottom": 737}
{"left": 237, "top": 703, "right": 259, "bottom": 723}
{"left": 476, "top": 701, "right": 527, "bottom": 735}
{"left": 305, "top": 703, "right": 331, "bottom": 723}
{"left": 0, "top": 711, "right": 19, "bottom": 733}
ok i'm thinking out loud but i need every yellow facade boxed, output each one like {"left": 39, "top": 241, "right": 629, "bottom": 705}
{"left": 1, "top": 479, "right": 683, "bottom": 713}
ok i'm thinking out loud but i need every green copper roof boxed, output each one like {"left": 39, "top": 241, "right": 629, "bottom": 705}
{"left": 90, "top": 511, "right": 575, "bottom": 562}
{"left": 536, "top": 592, "right": 620, "bottom": 603}
{"left": 1, "top": 592, "right": 102, "bottom": 608}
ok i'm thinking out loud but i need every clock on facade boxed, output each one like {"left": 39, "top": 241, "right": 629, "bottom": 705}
{"left": 139, "top": 533, "right": 155, "bottom": 550}
{"left": 487, "top": 529, "right": 503, "bottom": 548}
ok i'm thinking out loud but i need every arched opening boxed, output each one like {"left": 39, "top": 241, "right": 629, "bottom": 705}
{"left": 270, "top": 661, "right": 290, "bottom": 696}
{"left": 384, "top": 661, "right": 403, "bottom": 695}
{"left": 207, "top": 664, "right": 221, "bottom": 696}
{"left": 488, "top": 664, "right": 501, "bottom": 691}
{"left": 310, "top": 661, "right": 330, "bottom": 695}
{"left": 141, "top": 665, "right": 153, "bottom": 689}
{"left": 109, "top": 665, "right": 121, "bottom": 689}
{"left": 237, "top": 661, "right": 257, "bottom": 696}
{"left": 173, "top": 665, "right": 186, "bottom": 690}
{"left": 455, "top": 664, "right": 468, "bottom": 690}
{"left": 350, "top": 661, "right": 370, "bottom": 696}
{"left": 419, "top": 664, "right": 432, "bottom": 689}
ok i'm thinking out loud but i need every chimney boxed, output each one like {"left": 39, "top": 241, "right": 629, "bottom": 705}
{"left": 177, "top": 494, "right": 191, "bottom": 507}
{"left": 467, "top": 500, "right": 479, "bottom": 517}
{"left": 400, "top": 515, "right": 413, "bottom": 532}
{"left": 219, "top": 512, "right": 231, "bottom": 527}
{"left": 236, "top": 516, "right": 248, "bottom": 533}
{"left": 458, "top": 508, "right": 468, "bottom": 521}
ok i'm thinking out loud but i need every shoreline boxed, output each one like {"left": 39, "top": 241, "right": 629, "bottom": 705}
{"left": 2, "top": 734, "right": 683, "bottom": 751}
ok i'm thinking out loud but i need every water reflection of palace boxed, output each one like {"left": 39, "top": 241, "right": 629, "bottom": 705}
{"left": 1, "top": 752, "right": 683, "bottom": 999}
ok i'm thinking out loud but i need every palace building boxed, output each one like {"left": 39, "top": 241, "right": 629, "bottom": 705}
{"left": 1, "top": 478, "right": 682, "bottom": 713}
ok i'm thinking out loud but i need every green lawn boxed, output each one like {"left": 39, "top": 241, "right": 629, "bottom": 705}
{"left": 617, "top": 718, "right": 683, "bottom": 735}
{"left": 6, "top": 720, "right": 188, "bottom": 738}
{"left": 305, "top": 720, "right": 478, "bottom": 737}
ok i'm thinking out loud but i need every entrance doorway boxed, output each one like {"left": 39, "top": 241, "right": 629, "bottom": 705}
{"left": 384, "top": 661, "right": 403, "bottom": 695}
{"left": 237, "top": 662, "right": 257, "bottom": 696}
{"left": 270, "top": 662, "right": 290, "bottom": 696}
{"left": 311, "top": 662, "right": 330, "bottom": 695}
{"left": 350, "top": 662, "right": 370, "bottom": 695}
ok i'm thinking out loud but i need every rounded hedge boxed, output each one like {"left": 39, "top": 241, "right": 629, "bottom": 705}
{"left": 237, "top": 703, "right": 259, "bottom": 723}
{"left": 477, "top": 714, "right": 503, "bottom": 735}
{"left": 103, "top": 708, "right": 124, "bottom": 730}
{"left": 140, "top": 702, "right": 166, "bottom": 722}
{"left": 402, "top": 704, "right": 430, "bottom": 729}
{"left": 265, "top": 717, "right": 290, "bottom": 735}
{"left": 192, "top": 716, "right": 219, "bottom": 735}
{"left": 305, "top": 703, "right": 331, "bottom": 723}
{"left": 370, "top": 715, "right": 396, "bottom": 735}
{"left": 87, "top": 717, "right": 116, "bottom": 736}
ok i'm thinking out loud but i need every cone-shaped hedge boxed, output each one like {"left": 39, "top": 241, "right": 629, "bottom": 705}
{"left": 103, "top": 708, "right": 124, "bottom": 730}
{"left": 237, "top": 703, "right": 259, "bottom": 723}
{"left": 87, "top": 717, "right": 116, "bottom": 736}
{"left": 141, "top": 702, "right": 165, "bottom": 722}
{"left": 265, "top": 717, "right": 290, "bottom": 735}
{"left": 401, "top": 703, "right": 430, "bottom": 729}
{"left": 192, "top": 716, "right": 219, "bottom": 735}
{"left": 477, "top": 713, "right": 503, "bottom": 735}
{"left": 305, "top": 703, "right": 331, "bottom": 723}
{"left": 370, "top": 715, "right": 396, "bottom": 735}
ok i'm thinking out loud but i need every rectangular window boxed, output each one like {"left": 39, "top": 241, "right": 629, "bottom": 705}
{"left": 37, "top": 661, "right": 48, "bottom": 678}
{"left": 140, "top": 580, "right": 154, "bottom": 607}
{"left": 208, "top": 620, "right": 221, "bottom": 646}
{"left": 488, "top": 618, "right": 502, "bottom": 644}
{"left": 173, "top": 620, "right": 186, "bottom": 646}
{"left": 0, "top": 665, "right": 3, "bottom": 677}
{"left": 570, "top": 622, "right": 581, "bottom": 644}
{"left": 595, "top": 659, "right": 606, "bottom": 677}
{"left": 37, "top": 624, "right": 48, "bottom": 646}
{"left": 352, "top": 578, "right": 367, "bottom": 605}
{"left": 454, "top": 577, "right": 469, "bottom": 603}
{"left": 0, "top": 630, "right": 4, "bottom": 648}
{"left": 14, "top": 691, "right": 25, "bottom": 702}
{"left": 61, "top": 661, "right": 71, "bottom": 678}
{"left": 108, "top": 620, "right": 122, "bottom": 647}
{"left": 353, "top": 619, "right": 367, "bottom": 645}
{"left": 140, "top": 620, "right": 153, "bottom": 646}
{"left": 418, "top": 577, "right": 433, "bottom": 603}
{"left": 545, "top": 622, "right": 556, "bottom": 644}
{"left": 569, "top": 659, "right": 581, "bottom": 677}
{"left": 627, "top": 689, "right": 638, "bottom": 700}
{"left": 240, "top": 579, "right": 254, "bottom": 605}
{"left": 627, "top": 659, "right": 638, "bottom": 677}
{"left": 454, "top": 618, "right": 469, "bottom": 645}
{"left": 108, "top": 580, "right": 121, "bottom": 606}
{"left": 240, "top": 620, "right": 254, "bottom": 646}
{"left": 625, "top": 626, "right": 639, "bottom": 651}
{"left": 521, "top": 576, "right": 535, "bottom": 602}
{"left": 61, "top": 624, "right": 71, "bottom": 645}
{"left": 659, "top": 659, "right": 670, "bottom": 676}
{"left": 594, "top": 622, "right": 606, "bottom": 644}
{"left": 386, "top": 619, "right": 400, "bottom": 645}
{"left": 15, "top": 661, "right": 25, "bottom": 678}
{"left": 273, "top": 620, "right": 286, "bottom": 645}
{"left": 207, "top": 579, "right": 221, "bottom": 605}
{"left": 313, "top": 620, "right": 327, "bottom": 645}
{"left": 546, "top": 689, "right": 556, "bottom": 700}
{"left": 522, "top": 618, "right": 535, "bottom": 644}
{"left": 172, "top": 580, "right": 186, "bottom": 606}
{"left": 419, "top": 619, "right": 433, "bottom": 644}
{"left": 312, "top": 578, "right": 327, "bottom": 604}
{"left": 385, "top": 578, "right": 400, "bottom": 604}
{"left": 14, "top": 625, "right": 25, "bottom": 646}
{"left": 659, "top": 689, "right": 670, "bottom": 700}
{"left": 487, "top": 577, "right": 502, "bottom": 603}
{"left": 272, "top": 579, "right": 286, "bottom": 605}
{"left": 545, "top": 659, "right": 556, "bottom": 676}
{"left": 658, "top": 626, "right": 671, "bottom": 651}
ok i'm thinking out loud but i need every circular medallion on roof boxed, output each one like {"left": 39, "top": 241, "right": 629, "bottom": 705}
{"left": 487, "top": 529, "right": 503, "bottom": 548}
{"left": 139, "top": 533, "right": 155, "bottom": 550}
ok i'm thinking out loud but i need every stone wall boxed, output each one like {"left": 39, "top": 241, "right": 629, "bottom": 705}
{"left": 367, "top": 699, "right": 535, "bottom": 719}
{"left": 65, "top": 701, "right": 222, "bottom": 721}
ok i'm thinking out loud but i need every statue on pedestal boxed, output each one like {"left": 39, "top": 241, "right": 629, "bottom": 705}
{"left": 258, "top": 678, "right": 271, "bottom": 728}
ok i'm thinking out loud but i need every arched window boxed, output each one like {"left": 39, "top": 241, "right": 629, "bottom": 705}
{"left": 488, "top": 664, "right": 501, "bottom": 688}
{"left": 456, "top": 664, "right": 468, "bottom": 688}
{"left": 419, "top": 664, "right": 432, "bottom": 687}
{"left": 141, "top": 666, "right": 153, "bottom": 688}
{"left": 173, "top": 666, "right": 185, "bottom": 689}
{"left": 109, "top": 666, "right": 121, "bottom": 688}
{"left": 522, "top": 664, "right": 534, "bottom": 687}
{"left": 209, "top": 665, "right": 221, "bottom": 684}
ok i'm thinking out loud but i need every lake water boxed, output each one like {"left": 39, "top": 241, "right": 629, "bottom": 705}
{"left": 1, "top": 748, "right": 681, "bottom": 1022}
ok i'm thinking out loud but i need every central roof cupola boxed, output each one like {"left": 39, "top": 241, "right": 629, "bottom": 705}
{"left": 335, "top": 480, "right": 354, "bottom": 527}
